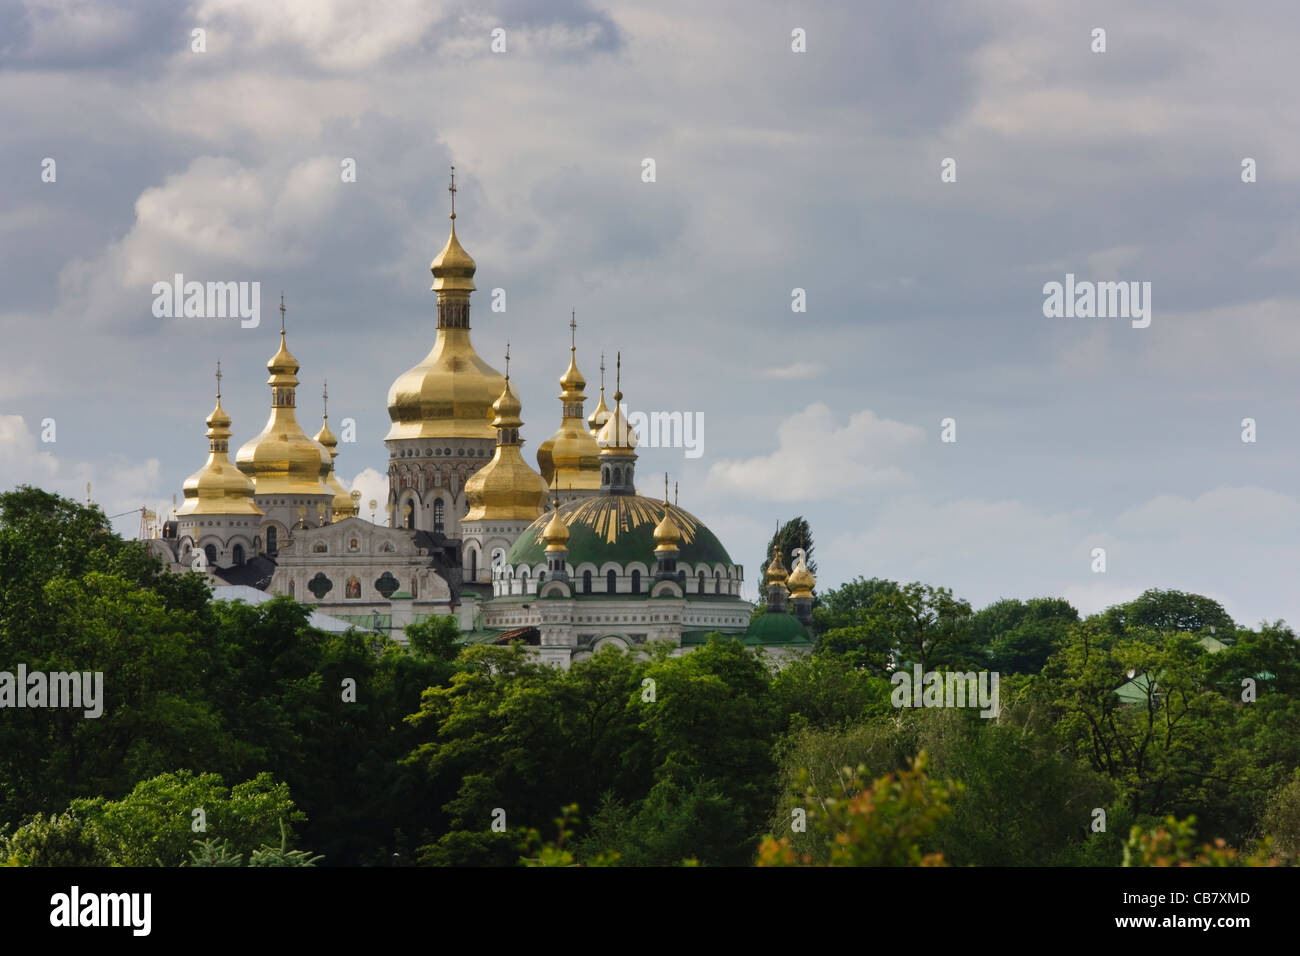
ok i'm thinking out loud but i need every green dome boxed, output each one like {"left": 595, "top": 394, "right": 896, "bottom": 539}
{"left": 506, "top": 494, "right": 734, "bottom": 570}
{"left": 743, "top": 611, "right": 811, "bottom": 645}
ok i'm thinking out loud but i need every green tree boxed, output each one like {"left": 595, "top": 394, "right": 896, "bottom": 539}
{"left": 757, "top": 517, "right": 816, "bottom": 606}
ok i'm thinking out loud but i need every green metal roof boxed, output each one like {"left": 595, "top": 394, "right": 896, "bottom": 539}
{"left": 506, "top": 494, "right": 735, "bottom": 570}
{"left": 742, "top": 611, "right": 811, "bottom": 645}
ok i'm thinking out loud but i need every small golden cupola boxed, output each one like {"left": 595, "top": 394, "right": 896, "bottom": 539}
{"left": 543, "top": 499, "right": 571, "bottom": 552}
{"left": 765, "top": 543, "right": 789, "bottom": 587}
{"left": 537, "top": 314, "right": 602, "bottom": 493}
{"left": 314, "top": 382, "right": 356, "bottom": 521}
{"left": 386, "top": 167, "right": 506, "bottom": 442}
{"left": 786, "top": 548, "right": 815, "bottom": 599}
{"left": 178, "top": 362, "right": 262, "bottom": 517}
{"left": 653, "top": 480, "right": 682, "bottom": 553}
{"left": 595, "top": 353, "right": 638, "bottom": 495}
{"left": 463, "top": 345, "right": 549, "bottom": 521}
{"left": 586, "top": 353, "right": 611, "bottom": 437}
{"left": 235, "top": 300, "right": 334, "bottom": 496}
{"left": 764, "top": 541, "right": 791, "bottom": 612}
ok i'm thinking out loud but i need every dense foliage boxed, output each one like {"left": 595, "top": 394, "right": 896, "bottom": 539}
{"left": 2, "top": 486, "right": 1298, "bottom": 866}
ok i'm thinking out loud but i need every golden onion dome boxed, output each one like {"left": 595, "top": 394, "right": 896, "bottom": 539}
{"left": 463, "top": 376, "right": 548, "bottom": 522}
{"left": 786, "top": 549, "right": 816, "bottom": 598}
{"left": 178, "top": 385, "right": 262, "bottom": 517}
{"left": 653, "top": 506, "right": 682, "bottom": 552}
{"left": 764, "top": 544, "right": 789, "bottom": 587}
{"left": 543, "top": 501, "right": 571, "bottom": 552}
{"left": 314, "top": 408, "right": 355, "bottom": 521}
{"left": 540, "top": 340, "right": 602, "bottom": 490}
{"left": 386, "top": 214, "right": 505, "bottom": 442}
{"left": 587, "top": 354, "right": 611, "bottom": 436}
{"left": 587, "top": 389, "right": 610, "bottom": 437}
{"left": 596, "top": 390, "right": 637, "bottom": 454}
{"left": 430, "top": 218, "right": 476, "bottom": 292}
{"left": 235, "top": 328, "right": 333, "bottom": 496}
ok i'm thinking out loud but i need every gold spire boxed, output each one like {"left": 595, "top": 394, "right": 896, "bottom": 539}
{"left": 463, "top": 343, "right": 548, "bottom": 522}
{"left": 387, "top": 168, "right": 505, "bottom": 441}
{"left": 543, "top": 497, "right": 571, "bottom": 552}
{"left": 236, "top": 299, "right": 334, "bottom": 496}
{"left": 587, "top": 352, "right": 611, "bottom": 436}
{"left": 596, "top": 352, "right": 637, "bottom": 455}
{"left": 764, "top": 542, "right": 789, "bottom": 587}
{"left": 653, "top": 474, "right": 681, "bottom": 552}
{"left": 538, "top": 313, "right": 602, "bottom": 490}
{"left": 787, "top": 547, "right": 815, "bottom": 599}
{"left": 178, "top": 361, "right": 262, "bottom": 517}
{"left": 315, "top": 381, "right": 356, "bottom": 520}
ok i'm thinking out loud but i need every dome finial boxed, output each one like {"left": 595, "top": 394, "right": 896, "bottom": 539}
{"left": 322, "top": 380, "right": 329, "bottom": 419}
{"left": 570, "top": 310, "right": 577, "bottom": 354}
{"left": 664, "top": 471, "right": 669, "bottom": 504}
{"left": 614, "top": 351, "right": 622, "bottom": 403}
{"left": 449, "top": 164, "right": 457, "bottom": 220}
{"left": 279, "top": 292, "right": 286, "bottom": 334}
{"left": 215, "top": 359, "right": 222, "bottom": 400}
{"left": 504, "top": 341, "right": 511, "bottom": 381}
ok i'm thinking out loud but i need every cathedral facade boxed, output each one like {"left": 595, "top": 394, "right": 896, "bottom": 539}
{"left": 151, "top": 179, "right": 813, "bottom": 666}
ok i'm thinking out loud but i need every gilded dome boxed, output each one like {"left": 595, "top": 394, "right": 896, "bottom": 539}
{"left": 764, "top": 544, "right": 789, "bottom": 587}
{"left": 542, "top": 502, "right": 571, "bottom": 552}
{"left": 596, "top": 391, "right": 637, "bottom": 454}
{"left": 235, "top": 329, "right": 334, "bottom": 497}
{"left": 539, "top": 342, "right": 602, "bottom": 490}
{"left": 178, "top": 392, "right": 261, "bottom": 517}
{"left": 463, "top": 378, "right": 549, "bottom": 522}
{"left": 430, "top": 218, "right": 476, "bottom": 292}
{"left": 386, "top": 217, "right": 505, "bottom": 441}
{"left": 653, "top": 506, "right": 682, "bottom": 552}
{"left": 587, "top": 353, "right": 611, "bottom": 436}
{"left": 314, "top": 411, "right": 355, "bottom": 521}
{"left": 786, "top": 548, "right": 815, "bottom": 598}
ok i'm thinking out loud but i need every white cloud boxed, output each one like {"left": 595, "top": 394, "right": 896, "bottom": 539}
{"left": 0, "top": 414, "right": 162, "bottom": 534}
{"left": 707, "top": 404, "right": 924, "bottom": 502}
{"left": 763, "top": 362, "right": 821, "bottom": 380}
{"left": 342, "top": 466, "right": 388, "bottom": 522}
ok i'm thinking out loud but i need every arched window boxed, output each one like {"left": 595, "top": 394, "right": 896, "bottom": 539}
{"left": 613, "top": 467, "right": 623, "bottom": 485}
{"left": 233, "top": 544, "right": 245, "bottom": 566}
{"left": 607, "top": 570, "right": 617, "bottom": 593}
{"left": 698, "top": 571, "right": 706, "bottom": 594}
{"left": 631, "top": 570, "right": 640, "bottom": 594}
{"left": 470, "top": 549, "right": 478, "bottom": 580}
{"left": 434, "top": 499, "right": 445, "bottom": 534}
{"left": 583, "top": 570, "right": 592, "bottom": 594}
{"left": 266, "top": 526, "right": 278, "bottom": 554}
{"left": 539, "top": 571, "right": 546, "bottom": 583}
{"left": 715, "top": 571, "right": 721, "bottom": 594}
{"left": 602, "top": 466, "right": 610, "bottom": 484}
{"left": 289, "top": 579, "right": 295, "bottom": 598}
{"left": 404, "top": 499, "right": 415, "bottom": 530}
{"left": 204, "top": 544, "right": 217, "bottom": 567}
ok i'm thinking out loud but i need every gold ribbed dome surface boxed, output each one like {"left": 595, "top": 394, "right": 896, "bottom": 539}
{"left": 235, "top": 329, "right": 333, "bottom": 496}
{"left": 430, "top": 219, "right": 476, "bottom": 292}
{"left": 178, "top": 394, "right": 262, "bottom": 517}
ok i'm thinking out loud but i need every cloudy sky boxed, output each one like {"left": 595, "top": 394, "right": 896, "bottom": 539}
{"left": 3, "top": 0, "right": 1299, "bottom": 626}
